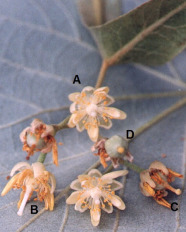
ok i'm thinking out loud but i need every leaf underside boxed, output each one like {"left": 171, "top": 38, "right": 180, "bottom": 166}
{"left": 79, "top": 0, "right": 186, "bottom": 65}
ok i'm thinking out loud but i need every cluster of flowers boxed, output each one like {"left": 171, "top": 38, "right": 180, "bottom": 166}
{"left": 1, "top": 86, "right": 183, "bottom": 226}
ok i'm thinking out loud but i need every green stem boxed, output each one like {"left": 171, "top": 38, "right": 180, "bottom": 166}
{"left": 123, "top": 160, "right": 144, "bottom": 173}
{"left": 37, "top": 153, "right": 47, "bottom": 163}
{"left": 53, "top": 115, "right": 71, "bottom": 132}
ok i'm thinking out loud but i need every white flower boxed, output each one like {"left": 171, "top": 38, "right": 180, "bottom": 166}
{"left": 66, "top": 169, "right": 128, "bottom": 226}
{"left": 68, "top": 86, "right": 127, "bottom": 142}
{"left": 1, "top": 162, "right": 56, "bottom": 216}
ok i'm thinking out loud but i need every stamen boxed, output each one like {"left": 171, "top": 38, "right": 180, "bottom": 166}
{"left": 154, "top": 197, "right": 171, "bottom": 209}
{"left": 151, "top": 172, "right": 181, "bottom": 195}
{"left": 167, "top": 168, "right": 183, "bottom": 178}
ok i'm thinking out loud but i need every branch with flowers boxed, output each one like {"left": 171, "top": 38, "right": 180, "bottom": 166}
{"left": 1, "top": 81, "right": 185, "bottom": 228}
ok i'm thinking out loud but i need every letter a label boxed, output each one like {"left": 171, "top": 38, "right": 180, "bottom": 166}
{"left": 73, "top": 75, "right": 81, "bottom": 84}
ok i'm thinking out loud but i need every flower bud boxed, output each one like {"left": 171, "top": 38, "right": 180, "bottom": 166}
{"left": 105, "top": 135, "right": 128, "bottom": 158}
{"left": 92, "top": 135, "right": 133, "bottom": 168}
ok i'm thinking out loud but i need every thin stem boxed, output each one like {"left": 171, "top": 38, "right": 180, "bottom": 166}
{"left": 104, "top": 164, "right": 114, "bottom": 174}
{"left": 93, "top": 0, "right": 103, "bottom": 25}
{"left": 53, "top": 115, "right": 71, "bottom": 132}
{"left": 115, "top": 90, "right": 186, "bottom": 101}
{"left": 123, "top": 160, "right": 144, "bottom": 173}
{"left": 37, "top": 153, "right": 47, "bottom": 163}
{"left": 95, "top": 60, "right": 109, "bottom": 88}
{"left": 133, "top": 97, "right": 186, "bottom": 140}
{"left": 106, "top": 161, "right": 143, "bottom": 174}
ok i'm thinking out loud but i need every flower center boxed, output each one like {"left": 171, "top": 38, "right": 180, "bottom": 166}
{"left": 86, "top": 103, "right": 98, "bottom": 117}
{"left": 90, "top": 187, "right": 102, "bottom": 200}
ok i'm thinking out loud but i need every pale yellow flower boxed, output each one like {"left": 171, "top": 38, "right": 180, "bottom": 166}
{"left": 20, "top": 119, "right": 59, "bottom": 166}
{"left": 66, "top": 169, "right": 128, "bottom": 226}
{"left": 68, "top": 86, "right": 127, "bottom": 142}
{"left": 140, "top": 161, "right": 183, "bottom": 208}
{"left": 1, "top": 162, "right": 56, "bottom": 216}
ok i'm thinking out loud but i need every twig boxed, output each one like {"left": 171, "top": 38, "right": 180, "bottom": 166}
{"left": 95, "top": 60, "right": 109, "bottom": 88}
{"left": 53, "top": 115, "right": 71, "bottom": 132}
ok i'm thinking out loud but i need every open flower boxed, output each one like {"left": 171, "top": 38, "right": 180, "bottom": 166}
{"left": 20, "top": 119, "right": 59, "bottom": 166}
{"left": 140, "top": 161, "right": 183, "bottom": 208}
{"left": 1, "top": 162, "right": 56, "bottom": 216}
{"left": 66, "top": 169, "right": 128, "bottom": 226}
{"left": 91, "top": 136, "right": 133, "bottom": 168}
{"left": 68, "top": 86, "right": 126, "bottom": 142}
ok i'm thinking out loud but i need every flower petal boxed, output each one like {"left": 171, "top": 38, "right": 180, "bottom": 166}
{"left": 66, "top": 191, "right": 81, "bottom": 204}
{"left": 140, "top": 170, "right": 156, "bottom": 188}
{"left": 102, "top": 107, "right": 127, "bottom": 119}
{"left": 149, "top": 161, "right": 169, "bottom": 175}
{"left": 110, "top": 195, "right": 125, "bottom": 210}
{"left": 68, "top": 114, "right": 76, "bottom": 128}
{"left": 94, "top": 86, "right": 109, "bottom": 94}
{"left": 97, "top": 115, "right": 112, "bottom": 129}
{"left": 90, "top": 208, "right": 101, "bottom": 227}
{"left": 88, "top": 169, "right": 102, "bottom": 178}
{"left": 70, "top": 179, "right": 82, "bottom": 191}
{"left": 78, "top": 175, "right": 90, "bottom": 183}
{"left": 70, "top": 102, "right": 77, "bottom": 113}
{"left": 49, "top": 172, "right": 56, "bottom": 193}
{"left": 41, "top": 125, "right": 55, "bottom": 138}
{"left": 75, "top": 198, "right": 88, "bottom": 212}
{"left": 72, "top": 110, "right": 87, "bottom": 126}
{"left": 20, "top": 127, "right": 30, "bottom": 142}
{"left": 82, "top": 86, "right": 95, "bottom": 93}
{"left": 17, "top": 191, "right": 25, "bottom": 209}
{"left": 32, "top": 162, "right": 46, "bottom": 178}
{"left": 101, "top": 200, "right": 113, "bottom": 213}
{"left": 95, "top": 94, "right": 115, "bottom": 106}
{"left": 10, "top": 162, "right": 32, "bottom": 177}
{"left": 110, "top": 180, "right": 123, "bottom": 191}
{"left": 1, "top": 173, "right": 20, "bottom": 196}
{"left": 139, "top": 182, "right": 151, "bottom": 197}
{"left": 31, "top": 119, "right": 43, "bottom": 131}
{"left": 101, "top": 170, "right": 128, "bottom": 180}
{"left": 68, "top": 92, "right": 80, "bottom": 102}
{"left": 87, "top": 124, "right": 99, "bottom": 142}
{"left": 76, "top": 114, "right": 88, "bottom": 132}
{"left": 49, "top": 193, "right": 54, "bottom": 211}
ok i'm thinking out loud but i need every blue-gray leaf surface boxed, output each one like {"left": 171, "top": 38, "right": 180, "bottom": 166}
{"left": 0, "top": 1, "right": 186, "bottom": 232}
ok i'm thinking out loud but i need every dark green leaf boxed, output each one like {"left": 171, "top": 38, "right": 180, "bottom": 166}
{"left": 78, "top": 0, "right": 186, "bottom": 65}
